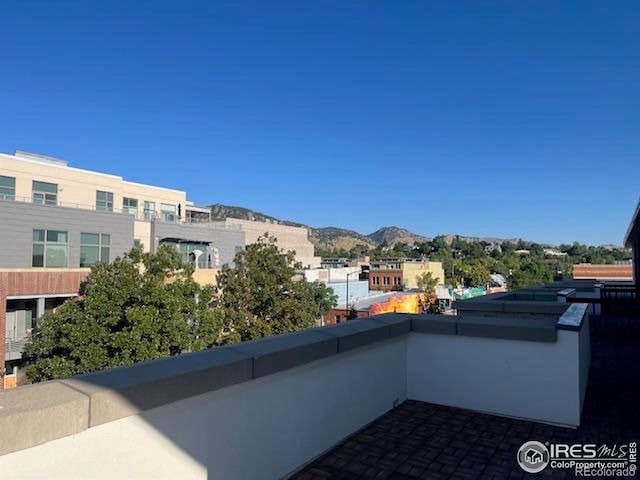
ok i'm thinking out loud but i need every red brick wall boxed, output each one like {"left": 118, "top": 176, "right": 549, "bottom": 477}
{"left": 573, "top": 264, "right": 633, "bottom": 281}
{"left": 0, "top": 270, "right": 89, "bottom": 388}
{"left": 323, "top": 308, "right": 369, "bottom": 326}
{"left": 369, "top": 271, "right": 403, "bottom": 292}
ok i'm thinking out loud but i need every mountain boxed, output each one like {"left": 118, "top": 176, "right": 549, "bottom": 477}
{"left": 310, "top": 227, "right": 375, "bottom": 251}
{"left": 208, "top": 203, "right": 519, "bottom": 251}
{"left": 210, "top": 204, "right": 304, "bottom": 227}
{"left": 440, "top": 234, "right": 521, "bottom": 246}
{"left": 367, "top": 227, "right": 428, "bottom": 247}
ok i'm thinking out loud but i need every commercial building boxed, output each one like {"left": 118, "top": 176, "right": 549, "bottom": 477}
{"left": 368, "top": 258, "right": 444, "bottom": 291}
{"left": 0, "top": 150, "right": 246, "bottom": 387}
{"left": 221, "top": 217, "right": 321, "bottom": 269}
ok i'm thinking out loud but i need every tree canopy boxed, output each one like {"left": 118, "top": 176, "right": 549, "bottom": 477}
{"left": 215, "top": 235, "right": 336, "bottom": 341}
{"left": 25, "top": 237, "right": 336, "bottom": 383}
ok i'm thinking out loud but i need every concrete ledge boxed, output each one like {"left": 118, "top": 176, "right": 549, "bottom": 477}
{"left": 371, "top": 313, "right": 411, "bottom": 337}
{"left": 557, "top": 303, "right": 588, "bottom": 331}
{"left": 457, "top": 315, "right": 557, "bottom": 342}
{"left": 0, "top": 302, "right": 577, "bottom": 456}
{"left": 454, "top": 300, "right": 505, "bottom": 312}
{"left": 503, "top": 301, "right": 568, "bottom": 315}
{"left": 62, "top": 347, "right": 252, "bottom": 427}
{"left": 320, "top": 318, "right": 390, "bottom": 352}
{"left": 0, "top": 382, "right": 89, "bottom": 455}
{"left": 229, "top": 330, "right": 337, "bottom": 378}
{"left": 412, "top": 314, "right": 457, "bottom": 335}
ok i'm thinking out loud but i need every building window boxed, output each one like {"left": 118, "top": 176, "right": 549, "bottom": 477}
{"left": 123, "top": 197, "right": 138, "bottom": 216}
{"left": 161, "top": 239, "right": 209, "bottom": 268}
{"left": 372, "top": 276, "right": 380, "bottom": 285}
{"left": 144, "top": 201, "right": 156, "bottom": 220}
{"left": 383, "top": 276, "right": 390, "bottom": 286}
{"left": 80, "top": 233, "right": 111, "bottom": 267}
{"left": 393, "top": 277, "right": 401, "bottom": 286}
{"left": 96, "top": 191, "right": 114, "bottom": 212}
{"left": 32, "top": 181, "right": 58, "bottom": 205}
{"left": 32, "top": 229, "right": 68, "bottom": 267}
{"left": 160, "top": 203, "right": 177, "bottom": 222}
{"left": 0, "top": 175, "right": 16, "bottom": 200}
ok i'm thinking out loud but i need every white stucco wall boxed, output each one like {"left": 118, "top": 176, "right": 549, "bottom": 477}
{"left": 0, "top": 337, "right": 407, "bottom": 480}
{"left": 406, "top": 330, "right": 584, "bottom": 427}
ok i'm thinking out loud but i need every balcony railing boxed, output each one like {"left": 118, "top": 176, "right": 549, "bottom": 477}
{"left": 0, "top": 195, "right": 240, "bottom": 230}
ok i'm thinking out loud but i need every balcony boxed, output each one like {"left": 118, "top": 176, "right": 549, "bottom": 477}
{"left": 0, "top": 195, "right": 240, "bottom": 230}
{"left": 0, "top": 289, "right": 613, "bottom": 479}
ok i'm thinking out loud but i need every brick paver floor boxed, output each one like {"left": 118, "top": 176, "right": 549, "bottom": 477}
{"left": 292, "top": 336, "right": 640, "bottom": 480}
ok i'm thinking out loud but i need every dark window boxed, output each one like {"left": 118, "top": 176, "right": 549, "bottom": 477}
{"left": 80, "top": 233, "right": 111, "bottom": 267}
{"left": 96, "top": 191, "right": 114, "bottom": 212}
{"left": 32, "top": 229, "right": 68, "bottom": 267}
{"left": 0, "top": 175, "right": 16, "bottom": 200}
{"left": 32, "top": 181, "right": 58, "bottom": 205}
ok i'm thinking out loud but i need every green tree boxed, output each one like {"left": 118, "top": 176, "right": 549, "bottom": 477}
{"left": 214, "top": 235, "right": 337, "bottom": 341}
{"left": 25, "top": 245, "right": 221, "bottom": 383}
{"left": 416, "top": 271, "right": 439, "bottom": 313}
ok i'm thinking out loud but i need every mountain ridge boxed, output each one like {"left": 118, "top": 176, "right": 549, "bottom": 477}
{"left": 208, "top": 203, "right": 530, "bottom": 251}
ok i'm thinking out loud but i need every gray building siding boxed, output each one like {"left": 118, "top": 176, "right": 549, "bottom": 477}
{"left": 0, "top": 200, "right": 135, "bottom": 268}
{"left": 152, "top": 222, "right": 245, "bottom": 267}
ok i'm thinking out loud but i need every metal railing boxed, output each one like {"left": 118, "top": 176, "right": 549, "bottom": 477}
{"left": 0, "top": 195, "right": 241, "bottom": 230}
{"left": 567, "top": 282, "right": 640, "bottom": 336}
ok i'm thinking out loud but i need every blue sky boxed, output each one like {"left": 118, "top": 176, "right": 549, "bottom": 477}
{"left": 1, "top": 1, "right": 638, "bottom": 246}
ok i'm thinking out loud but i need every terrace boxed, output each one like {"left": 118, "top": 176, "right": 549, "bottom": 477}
{"left": 0, "top": 291, "right": 599, "bottom": 479}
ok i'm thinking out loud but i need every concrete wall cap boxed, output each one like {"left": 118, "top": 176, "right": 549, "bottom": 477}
{"left": 0, "top": 381, "right": 89, "bottom": 455}
{"left": 557, "top": 303, "right": 588, "bottom": 331}
{"left": 368, "top": 313, "right": 411, "bottom": 337}
{"left": 411, "top": 314, "right": 457, "bottom": 335}
{"left": 318, "top": 318, "right": 390, "bottom": 352}
{"left": 62, "top": 347, "right": 252, "bottom": 427}
{"left": 229, "top": 330, "right": 337, "bottom": 378}
{"left": 457, "top": 315, "right": 557, "bottom": 343}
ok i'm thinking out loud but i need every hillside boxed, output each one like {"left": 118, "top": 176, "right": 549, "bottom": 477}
{"left": 310, "top": 227, "right": 375, "bottom": 251}
{"left": 367, "top": 226, "right": 428, "bottom": 247}
{"left": 208, "top": 203, "right": 523, "bottom": 251}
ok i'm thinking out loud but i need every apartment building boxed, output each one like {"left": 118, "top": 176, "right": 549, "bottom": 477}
{"left": 369, "top": 258, "right": 444, "bottom": 292}
{"left": 0, "top": 150, "right": 245, "bottom": 387}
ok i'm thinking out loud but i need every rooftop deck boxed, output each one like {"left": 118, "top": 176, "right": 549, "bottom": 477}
{"left": 293, "top": 335, "right": 640, "bottom": 479}
{"left": 0, "top": 283, "right": 634, "bottom": 479}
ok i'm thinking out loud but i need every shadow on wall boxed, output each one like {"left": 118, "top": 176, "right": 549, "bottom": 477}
{"left": 0, "top": 317, "right": 410, "bottom": 480}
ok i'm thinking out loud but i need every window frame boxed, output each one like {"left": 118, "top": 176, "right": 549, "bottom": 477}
{"left": 96, "top": 191, "right": 114, "bottom": 212}
{"left": 123, "top": 197, "right": 138, "bottom": 216}
{"left": 32, "top": 181, "right": 58, "bottom": 205}
{"left": 80, "top": 233, "right": 111, "bottom": 267}
{"left": 0, "top": 175, "right": 16, "bottom": 200}
{"left": 143, "top": 201, "right": 156, "bottom": 220}
{"left": 32, "top": 229, "right": 68, "bottom": 268}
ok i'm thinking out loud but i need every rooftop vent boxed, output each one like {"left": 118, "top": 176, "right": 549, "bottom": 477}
{"left": 15, "top": 150, "right": 69, "bottom": 167}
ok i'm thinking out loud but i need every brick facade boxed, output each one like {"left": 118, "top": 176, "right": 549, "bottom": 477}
{"left": 323, "top": 308, "right": 370, "bottom": 326}
{"left": 369, "top": 271, "right": 403, "bottom": 292}
{"left": 0, "top": 269, "right": 89, "bottom": 388}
